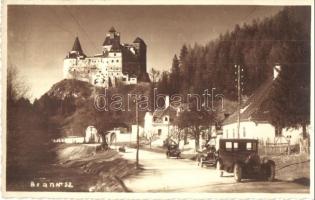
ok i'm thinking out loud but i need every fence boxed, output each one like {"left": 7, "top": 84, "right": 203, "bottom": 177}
{"left": 258, "top": 137, "right": 300, "bottom": 156}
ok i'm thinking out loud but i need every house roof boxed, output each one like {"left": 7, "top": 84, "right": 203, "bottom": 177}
{"left": 223, "top": 77, "right": 274, "bottom": 125}
{"left": 152, "top": 106, "right": 178, "bottom": 123}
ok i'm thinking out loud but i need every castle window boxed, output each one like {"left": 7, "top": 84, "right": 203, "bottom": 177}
{"left": 116, "top": 60, "right": 119, "bottom": 63}
{"left": 112, "top": 60, "right": 114, "bottom": 63}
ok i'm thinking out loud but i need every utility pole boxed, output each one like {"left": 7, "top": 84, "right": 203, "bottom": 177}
{"left": 135, "top": 99, "right": 140, "bottom": 169}
{"left": 235, "top": 65, "right": 243, "bottom": 139}
{"left": 237, "top": 65, "right": 241, "bottom": 139}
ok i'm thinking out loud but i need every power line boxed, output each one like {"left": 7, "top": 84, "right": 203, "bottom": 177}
{"left": 46, "top": 7, "right": 73, "bottom": 35}
{"left": 63, "top": 6, "right": 99, "bottom": 53}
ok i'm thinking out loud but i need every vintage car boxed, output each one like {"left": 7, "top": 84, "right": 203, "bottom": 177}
{"left": 197, "top": 145, "right": 217, "bottom": 167}
{"left": 166, "top": 143, "right": 181, "bottom": 159}
{"left": 216, "top": 139, "right": 275, "bottom": 182}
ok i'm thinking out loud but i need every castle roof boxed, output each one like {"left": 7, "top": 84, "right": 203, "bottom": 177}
{"left": 102, "top": 36, "right": 121, "bottom": 52}
{"left": 109, "top": 26, "right": 116, "bottom": 33}
{"left": 71, "top": 37, "right": 84, "bottom": 54}
{"left": 103, "top": 37, "right": 111, "bottom": 46}
{"left": 133, "top": 37, "right": 145, "bottom": 45}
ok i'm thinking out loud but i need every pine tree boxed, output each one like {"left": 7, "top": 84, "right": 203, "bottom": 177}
{"left": 169, "top": 54, "right": 180, "bottom": 94}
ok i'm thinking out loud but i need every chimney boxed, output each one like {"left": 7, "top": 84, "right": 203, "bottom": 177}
{"left": 165, "top": 95, "right": 170, "bottom": 108}
{"left": 273, "top": 64, "right": 281, "bottom": 80}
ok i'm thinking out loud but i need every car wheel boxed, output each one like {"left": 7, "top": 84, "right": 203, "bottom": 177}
{"left": 234, "top": 163, "right": 242, "bottom": 182}
{"left": 216, "top": 161, "right": 223, "bottom": 177}
{"left": 266, "top": 163, "right": 275, "bottom": 181}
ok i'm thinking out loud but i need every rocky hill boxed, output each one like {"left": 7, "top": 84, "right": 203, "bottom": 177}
{"left": 34, "top": 79, "right": 150, "bottom": 137}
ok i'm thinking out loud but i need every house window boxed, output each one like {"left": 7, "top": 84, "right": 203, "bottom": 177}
{"left": 164, "top": 117, "right": 168, "bottom": 122}
{"left": 226, "top": 130, "right": 229, "bottom": 138}
{"left": 117, "top": 59, "right": 119, "bottom": 63}
{"left": 158, "top": 129, "right": 162, "bottom": 136}
{"left": 243, "top": 127, "right": 246, "bottom": 138}
{"left": 114, "top": 53, "right": 116, "bottom": 56}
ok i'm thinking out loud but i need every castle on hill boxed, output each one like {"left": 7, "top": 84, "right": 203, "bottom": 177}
{"left": 63, "top": 27, "right": 150, "bottom": 87}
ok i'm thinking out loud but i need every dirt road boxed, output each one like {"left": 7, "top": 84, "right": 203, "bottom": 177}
{"left": 121, "top": 148, "right": 309, "bottom": 193}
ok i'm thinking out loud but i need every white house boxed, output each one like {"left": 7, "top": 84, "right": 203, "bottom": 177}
{"left": 144, "top": 96, "right": 179, "bottom": 140}
{"left": 64, "top": 136, "right": 85, "bottom": 144}
{"left": 85, "top": 126, "right": 102, "bottom": 143}
{"left": 222, "top": 65, "right": 306, "bottom": 145}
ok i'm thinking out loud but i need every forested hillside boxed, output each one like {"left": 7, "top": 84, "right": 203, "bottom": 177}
{"left": 159, "top": 7, "right": 310, "bottom": 101}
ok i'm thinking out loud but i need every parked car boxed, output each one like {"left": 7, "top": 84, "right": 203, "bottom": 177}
{"left": 166, "top": 143, "right": 181, "bottom": 159}
{"left": 197, "top": 145, "right": 217, "bottom": 167}
{"left": 118, "top": 145, "right": 126, "bottom": 152}
{"left": 216, "top": 139, "right": 275, "bottom": 182}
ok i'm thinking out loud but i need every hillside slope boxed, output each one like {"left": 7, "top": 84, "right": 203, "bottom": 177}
{"left": 35, "top": 79, "right": 151, "bottom": 137}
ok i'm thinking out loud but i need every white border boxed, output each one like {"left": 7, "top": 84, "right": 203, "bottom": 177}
{"left": 1, "top": 0, "right": 314, "bottom": 199}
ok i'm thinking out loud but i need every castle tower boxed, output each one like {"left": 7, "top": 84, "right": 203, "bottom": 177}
{"left": 133, "top": 37, "right": 147, "bottom": 77}
{"left": 102, "top": 26, "right": 121, "bottom": 53}
{"left": 63, "top": 37, "right": 86, "bottom": 79}
{"left": 71, "top": 36, "right": 84, "bottom": 55}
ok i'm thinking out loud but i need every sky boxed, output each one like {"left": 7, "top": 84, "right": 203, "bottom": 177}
{"left": 7, "top": 5, "right": 284, "bottom": 100}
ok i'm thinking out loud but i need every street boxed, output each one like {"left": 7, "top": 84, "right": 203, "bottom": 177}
{"left": 121, "top": 148, "right": 309, "bottom": 193}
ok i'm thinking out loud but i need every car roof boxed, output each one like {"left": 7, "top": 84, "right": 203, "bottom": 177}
{"left": 219, "top": 138, "right": 258, "bottom": 142}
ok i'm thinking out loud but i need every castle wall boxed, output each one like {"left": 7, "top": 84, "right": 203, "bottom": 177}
{"left": 63, "top": 29, "right": 147, "bottom": 87}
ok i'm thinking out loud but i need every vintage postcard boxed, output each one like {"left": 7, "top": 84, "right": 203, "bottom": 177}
{"left": 1, "top": 0, "right": 314, "bottom": 199}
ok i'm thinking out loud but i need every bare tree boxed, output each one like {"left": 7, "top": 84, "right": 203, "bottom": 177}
{"left": 149, "top": 68, "right": 160, "bottom": 84}
{"left": 7, "top": 65, "right": 31, "bottom": 101}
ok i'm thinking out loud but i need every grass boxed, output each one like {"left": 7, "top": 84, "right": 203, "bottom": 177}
{"left": 272, "top": 153, "right": 310, "bottom": 185}
{"left": 7, "top": 144, "right": 141, "bottom": 192}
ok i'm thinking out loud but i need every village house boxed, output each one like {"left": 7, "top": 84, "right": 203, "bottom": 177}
{"left": 144, "top": 96, "right": 182, "bottom": 141}
{"left": 221, "top": 65, "right": 307, "bottom": 145}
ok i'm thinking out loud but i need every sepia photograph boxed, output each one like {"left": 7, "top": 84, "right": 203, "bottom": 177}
{"left": 1, "top": 0, "right": 314, "bottom": 199}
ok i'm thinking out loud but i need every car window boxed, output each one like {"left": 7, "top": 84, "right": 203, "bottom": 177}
{"left": 225, "top": 142, "right": 232, "bottom": 151}
{"left": 252, "top": 142, "right": 257, "bottom": 151}
{"left": 246, "top": 142, "right": 252, "bottom": 150}
{"left": 233, "top": 142, "right": 239, "bottom": 150}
